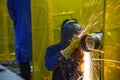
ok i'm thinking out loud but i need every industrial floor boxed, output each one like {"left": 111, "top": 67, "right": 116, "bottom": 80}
{"left": 0, "top": 60, "right": 20, "bottom": 76}
{"left": 0, "top": 60, "right": 25, "bottom": 80}
{"left": 0, "top": 60, "right": 33, "bottom": 80}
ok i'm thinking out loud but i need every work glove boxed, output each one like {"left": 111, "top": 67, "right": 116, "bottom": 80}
{"left": 69, "top": 39, "right": 80, "bottom": 51}
{"left": 61, "top": 39, "right": 80, "bottom": 59}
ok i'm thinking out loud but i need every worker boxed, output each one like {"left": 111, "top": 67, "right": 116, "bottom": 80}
{"left": 7, "top": 0, "right": 32, "bottom": 80}
{"left": 45, "top": 19, "right": 84, "bottom": 80}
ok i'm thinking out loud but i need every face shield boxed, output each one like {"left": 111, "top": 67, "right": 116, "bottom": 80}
{"left": 61, "top": 19, "right": 82, "bottom": 49}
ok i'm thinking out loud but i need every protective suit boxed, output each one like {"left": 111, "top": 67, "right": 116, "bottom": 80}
{"left": 7, "top": 0, "right": 32, "bottom": 63}
{"left": 45, "top": 19, "right": 83, "bottom": 80}
{"left": 7, "top": 0, "right": 32, "bottom": 80}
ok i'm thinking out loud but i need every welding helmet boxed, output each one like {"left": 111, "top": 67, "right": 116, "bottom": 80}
{"left": 61, "top": 19, "right": 83, "bottom": 49}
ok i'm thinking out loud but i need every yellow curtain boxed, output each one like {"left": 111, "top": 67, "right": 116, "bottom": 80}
{"left": 104, "top": 0, "right": 120, "bottom": 80}
{"left": 0, "top": 0, "right": 14, "bottom": 60}
{"left": 31, "top": 0, "right": 53, "bottom": 80}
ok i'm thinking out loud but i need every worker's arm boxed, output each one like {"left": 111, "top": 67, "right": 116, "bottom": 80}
{"left": 45, "top": 46, "right": 65, "bottom": 71}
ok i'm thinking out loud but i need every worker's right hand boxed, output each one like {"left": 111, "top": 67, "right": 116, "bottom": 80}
{"left": 69, "top": 39, "right": 80, "bottom": 51}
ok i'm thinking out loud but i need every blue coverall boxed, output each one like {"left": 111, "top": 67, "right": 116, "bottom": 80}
{"left": 7, "top": 0, "right": 32, "bottom": 63}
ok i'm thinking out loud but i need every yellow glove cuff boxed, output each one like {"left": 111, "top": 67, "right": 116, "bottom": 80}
{"left": 60, "top": 46, "right": 73, "bottom": 59}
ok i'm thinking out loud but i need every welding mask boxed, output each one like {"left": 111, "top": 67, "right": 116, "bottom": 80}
{"left": 61, "top": 19, "right": 82, "bottom": 49}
